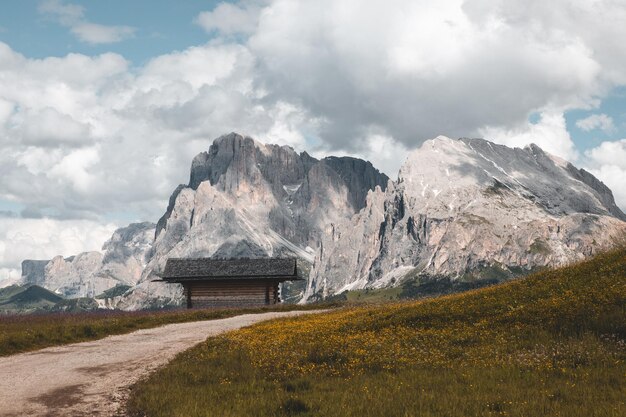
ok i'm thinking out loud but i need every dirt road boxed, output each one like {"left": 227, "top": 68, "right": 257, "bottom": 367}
{"left": 0, "top": 310, "right": 321, "bottom": 417}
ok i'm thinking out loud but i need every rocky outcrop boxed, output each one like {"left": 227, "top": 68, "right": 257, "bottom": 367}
{"left": 159, "top": 133, "right": 388, "bottom": 245}
{"left": 98, "top": 222, "right": 155, "bottom": 283}
{"left": 155, "top": 185, "right": 186, "bottom": 238}
{"left": 119, "top": 133, "right": 388, "bottom": 308}
{"left": 564, "top": 163, "right": 626, "bottom": 221}
{"left": 322, "top": 156, "right": 390, "bottom": 210}
{"left": 19, "top": 133, "right": 626, "bottom": 308}
{"left": 20, "top": 260, "right": 49, "bottom": 287}
{"left": 41, "top": 252, "right": 106, "bottom": 298}
{"left": 305, "top": 136, "right": 626, "bottom": 300}
{"left": 21, "top": 222, "right": 155, "bottom": 298}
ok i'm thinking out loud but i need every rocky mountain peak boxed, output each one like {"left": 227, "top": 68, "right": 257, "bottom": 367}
{"left": 127, "top": 133, "right": 391, "bottom": 308}
{"left": 19, "top": 133, "right": 625, "bottom": 309}
{"left": 189, "top": 132, "right": 316, "bottom": 191}
{"left": 397, "top": 136, "right": 624, "bottom": 219}
{"left": 21, "top": 222, "right": 155, "bottom": 299}
{"left": 321, "top": 156, "right": 389, "bottom": 210}
{"left": 306, "top": 135, "right": 626, "bottom": 301}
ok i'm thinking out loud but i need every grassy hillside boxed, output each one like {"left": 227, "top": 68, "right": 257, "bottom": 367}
{"left": 0, "top": 285, "right": 63, "bottom": 313}
{"left": 95, "top": 284, "right": 132, "bottom": 299}
{"left": 127, "top": 247, "right": 626, "bottom": 417}
{"left": 0, "top": 285, "right": 28, "bottom": 300}
{"left": 0, "top": 303, "right": 332, "bottom": 357}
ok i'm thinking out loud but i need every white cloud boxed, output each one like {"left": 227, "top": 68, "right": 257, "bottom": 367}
{"left": 576, "top": 113, "right": 616, "bottom": 133}
{"left": 71, "top": 22, "right": 136, "bottom": 45}
{"left": 584, "top": 139, "right": 626, "bottom": 211}
{"left": 245, "top": 0, "right": 609, "bottom": 148}
{"left": 0, "top": 98, "right": 13, "bottom": 126}
{"left": 38, "top": 0, "right": 84, "bottom": 24}
{"left": 0, "top": 269, "right": 20, "bottom": 288}
{"left": 38, "top": 0, "right": 136, "bottom": 44}
{"left": 0, "top": 41, "right": 308, "bottom": 224}
{"left": 19, "top": 107, "right": 91, "bottom": 147}
{"left": 48, "top": 147, "right": 100, "bottom": 192}
{"left": 479, "top": 111, "right": 578, "bottom": 162}
{"left": 195, "top": 2, "right": 261, "bottom": 36}
{"left": 139, "top": 43, "right": 253, "bottom": 91}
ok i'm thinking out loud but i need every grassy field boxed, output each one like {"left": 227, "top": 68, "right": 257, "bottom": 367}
{"left": 0, "top": 303, "right": 330, "bottom": 357}
{"left": 127, "top": 247, "right": 626, "bottom": 417}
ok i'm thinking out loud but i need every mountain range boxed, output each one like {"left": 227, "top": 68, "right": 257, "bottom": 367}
{"left": 19, "top": 133, "right": 626, "bottom": 309}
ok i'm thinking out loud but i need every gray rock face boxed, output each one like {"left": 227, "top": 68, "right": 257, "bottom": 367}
{"left": 305, "top": 136, "right": 626, "bottom": 300}
{"left": 98, "top": 222, "right": 155, "bottom": 283}
{"left": 155, "top": 184, "right": 186, "bottom": 239}
{"left": 322, "top": 156, "right": 389, "bottom": 210}
{"left": 21, "top": 222, "right": 155, "bottom": 298}
{"left": 19, "top": 133, "right": 626, "bottom": 308}
{"left": 119, "top": 133, "right": 388, "bottom": 309}
{"left": 163, "top": 132, "right": 389, "bottom": 245}
{"left": 151, "top": 133, "right": 389, "bottom": 258}
{"left": 189, "top": 133, "right": 319, "bottom": 191}
{"left": 564, "top": 163, "right": 626, "bottom": 221}
{"left": 20, "top": 260, "right": 48, "bottom": 287}
{"left": 42, "top": 252, "right": 106, "bottom": 298}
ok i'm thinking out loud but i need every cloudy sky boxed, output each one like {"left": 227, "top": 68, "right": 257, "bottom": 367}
{"left": 1, "top": 0, "right": 625, "bottom": 281}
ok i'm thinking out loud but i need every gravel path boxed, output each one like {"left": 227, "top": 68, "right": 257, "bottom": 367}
{"left": 0, "top": 310, "right": 322, "bottom": 417}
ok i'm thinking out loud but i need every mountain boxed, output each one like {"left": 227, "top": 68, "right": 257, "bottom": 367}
{"left": 118, "top": 132, "right": 389, "bottom": 309}
{"left": 0, "top": 284, "right": 64, "bottom": 313}
{"left": 20, "top": 222, "right": 155, "bottom": 298}
{"left": 304, "top": 136, "right": 626, "bottom": 300}
{"left": 0, "top": 284, "right": 102, "bottom": 314}
{"left": 18, "top": 133, "right": 626, "bottom": 309}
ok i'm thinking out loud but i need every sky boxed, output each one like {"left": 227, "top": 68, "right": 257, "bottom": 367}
{"left": 1, "top": 0, "right": 626, "bottom": 281}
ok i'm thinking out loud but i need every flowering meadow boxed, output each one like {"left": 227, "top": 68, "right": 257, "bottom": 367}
{"left": 127, "top": 247, "right": 626, "bottom": 416}
{"left": 0, "top": 303, "right": 327, "bottom": 356}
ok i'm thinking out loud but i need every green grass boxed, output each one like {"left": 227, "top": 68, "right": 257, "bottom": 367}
{"left": 126, "top": 247, "right": 626, "bottom": 417}
{"left": 95, "top": 284, "right": 133, "bottom": 299}
{"left": 327, "top": 286, "right": 403, "bottom": 303}
{"left": 0, "top": 285, "right": 64, "bottom": 313}
{"left": 0, "top": 303, "right": 332, "bottom": 357}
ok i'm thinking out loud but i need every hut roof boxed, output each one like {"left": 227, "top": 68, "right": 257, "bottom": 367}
{"left": 162, "top": 257, "right": 301, "bottom": 281}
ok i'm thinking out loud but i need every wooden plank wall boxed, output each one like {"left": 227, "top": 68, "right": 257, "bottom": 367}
{"left": 184, "top": 280, "right": 280, "bottom": 308}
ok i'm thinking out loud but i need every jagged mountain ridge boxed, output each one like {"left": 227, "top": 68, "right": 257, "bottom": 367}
{"left": 156, "top": 133, "right": 389, "bottom": 244}
{"left": 18, "top": 133, "right": 626, "bottom": 308}
{"left": 20, "top": 132, "right": 389, "bottom": 307}
{"left": 304, "top": 136, "right": 626, "bottom": 300}
{"left": 120, "top": 133, "right": 389, "bottom": 309}
{"left": 149, "top": 133, "right": 388, "bottom": 262}
{"left": 20, "top": 222, "right": 155, "bottom": 298}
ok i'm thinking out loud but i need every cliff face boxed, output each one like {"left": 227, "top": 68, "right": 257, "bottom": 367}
{"left": 21, "top": 222, "right": 155, "bottom": 298}
{"left": 20, "top": 260, "right": 49, "bottom": 287}
{"left": 158, "top": 133, "right": 388, "bottom": 246}
{"left": 119, "top": 133, "right": 388, "bottom": 309}
{"left": 305, "top": 136, "right": 626, "bottom": 300}
{"left": 19, "top": 133, "right": 626, "bottom": 308}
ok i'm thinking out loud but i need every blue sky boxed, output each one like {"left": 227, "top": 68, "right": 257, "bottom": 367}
{"left": 1, "top": 1, "right": 219, "bottom": 65}
{"left": 0, "top": 0, "right": 625, "bottom": 278}
{"left": 565, "top": 87, "right": 626, "bottom": 150}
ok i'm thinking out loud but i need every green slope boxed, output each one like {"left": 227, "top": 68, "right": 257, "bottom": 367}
{"left": 127, "top": 247, "right": 626, "bottom": 417}
{"left": 95, "top": 284, "right": 132, "bottom": 299}
{"left": 0, "top": 285, "right": 28, "bottom": 302}
{"left": 0, "top": 285, "right": 64, "bottom": 313}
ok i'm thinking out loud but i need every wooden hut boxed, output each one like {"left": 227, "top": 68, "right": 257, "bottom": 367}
{"left": 161, "top": 257, "right": 302, "bottom": 309}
